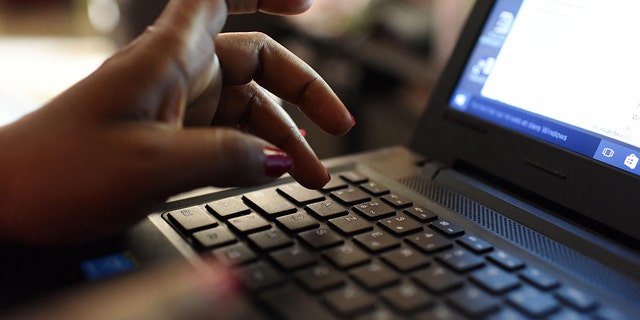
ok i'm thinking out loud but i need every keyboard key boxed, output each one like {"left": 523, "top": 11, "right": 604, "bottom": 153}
{"left": 488, "top": 307, "right": 530, "bottom": 320}
{"left": 378, "top": 213, "right": 423, "bottom": 236}
{"left": 470, "top": 265, "right": 520, "bottom": 294}
{"left": 323, "top": 243, "right": 370, "bottom": 269}
{"left": 353, "top": 229, "right": 401, "bottom": 253}
{"left": 555, "top": 286, "right": 598, "bottom": 311}
{"left": 350, "top": 261, "right": 401, "bottom": 290}
{"left": 381, "top": 193, "right": 413, "bottom": 208}
{"left": 306, "top": 200, "right": 348, "bottom": 220}
{"left": 380, "top": 282, "right": 434, "bottom": 314}
{"left": 406, "top": 231, "right": 453, "bottom": 253}
{"left": 240, "top": 261, "right": 285, "bottom": 291}
{"left": 340, "top": 171, "right": 369, "bottom": 184}
{"left": 549, "top": 308, "right": 592, "bottom": 320}
{"left": 360, "top": 181, "right": 390, "bottom": 196}
{"left": 380, "top": 247, "right": 430, "bottom": 272}
{"left": 436, "top": 248, "right": 485, "bottom": 273}
{"left": 412, "top": 265, "right": 463, "bottom": 293}
{"left": 247, "top": 229, "right": 293, "bottom": 251}
{"left": 507, "top": 286, "right": 560, "bottom": 318}
{"left": 414, "top": 305, "right": 465, "bottom": 320}
{"left": 277, "top": 183, "right": 325, "bottom": 205}
{"left": 295, "top": 264, "right": 345, "bottom": 292}
{"left": 595, "top": 306, "right": 632, "bottom": 320}
{"left": 270, "top": 245, "right": 317, "bottom": 270}
{"left": 519, "top": 267, "right": 559, "bottom": 290}
{"left": 329, "top": 214, "right": 374, "bottom": 235}
{"left": 324, "top": 285, "right": 377, "bottom": 317}
{"left": 276, "top": 211, "right": 319, "bottom": 233}
{"left": 192, "top": 226, "right": 236, "bottom": 248}
{"left": 242, "top": 189, "right": 296, "bottom": 217}
{"left": 404, "top": 206, "right": 438, "bottom": 222}
{"left": 447, "top": 285, "right": 501, "bottom": 317}
{"left": 228, "top": 213, "right": 271, "bottom": 234}
{"left": 356, "top": 308, "right": 403, "bottom": 320}
{"left": 299, "top": 227, "right": 344, "bottom": 249}
{"left": 331, "top": 188, "right": 371, "bottom": 205}
{"left": 212, "top": 242, "right": 257, "bottom": 266}
{"left": 488, "top": 250, "right": 525, "bottom": 271}
{"left": 206, "top": 197, "right": 250, "bottom": 220}
{"left": 168, "top": 206, "right": 217, "bottom": 232}
{"left": 353, "top": 200, "right": 396, "bottom": 220}
{"left": 322, "top": 175, "right": 349, "bottom": 191}
{"left": 430, "top": 220, "right": 465, "bottom": 237}
{"left": 457, "top": 234, "right": 493, "bottom": 253}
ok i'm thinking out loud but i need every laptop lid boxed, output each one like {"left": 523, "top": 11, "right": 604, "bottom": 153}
{"left": 411, "top": 0, "right": 640, "bottom": 247}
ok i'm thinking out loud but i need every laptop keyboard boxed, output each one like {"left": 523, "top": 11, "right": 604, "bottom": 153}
{"left": 162, "top": 171, "right": 624, "bottom": 320}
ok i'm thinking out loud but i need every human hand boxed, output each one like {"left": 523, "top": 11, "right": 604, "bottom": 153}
{"left": 2, "top": 259, "right": 251, "bottom": 320}
{"left": 0, "top": 0, "right": 353, "bottom": 245}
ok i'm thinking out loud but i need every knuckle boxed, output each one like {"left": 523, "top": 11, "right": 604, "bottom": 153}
{"left": 278, "top": 125, "right": 304, "bottom": 150}
{"left": 246, "top": 31, "right": 279, "bottom": 54}
{"left": 248, "top": 31, "right": 273, "bottom": 44}
{"left": 126, "top": 130, "right": 167, "bottom": 162}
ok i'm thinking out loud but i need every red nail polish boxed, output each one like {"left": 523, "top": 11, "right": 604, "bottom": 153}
{"left": 264, "top": 147, "right": 294, "bottom": 177}
{"left": 299, "top": 128, "right": 307, "bottom": 137}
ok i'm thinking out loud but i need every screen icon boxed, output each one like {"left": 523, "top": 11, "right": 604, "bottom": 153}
{"left": 454, "top": 93, "right": 468, "bottom": 108}
{"left": 602, "top": 148, "right": 615, "bottom": 158}
{"left": 624, "top": 154, "right": 638, "bottom": 170}
{"left": 494, "top": 11, "right": 514, "bottom": 34}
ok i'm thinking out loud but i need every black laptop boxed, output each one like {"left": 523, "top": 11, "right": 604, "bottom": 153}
{"left": 3, "top": 0, "right": 639, "bottom": 319}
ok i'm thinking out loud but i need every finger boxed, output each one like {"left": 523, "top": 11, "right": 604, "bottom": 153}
{"left": 2, "top": 260, "right": 246, "bottom": 320}
{"left": 0, "top": 124, "right": 294, "bottom": 245}
{"left": 183, "top": 56, "right": 223, "bottom": 127}
{"left": 148, "top": 1, "right": 225, "bottom": 104}
{"left": 215, "top": 32, "right": 354, "bottom": 136}
{"left": 81, "top": 0, "right": 320, "bottom": 124}
{"left": 152, "top": 0, "right": 317, "bottom": 86}
{"left": 216, "top": 82, "right": 330, "bottom": 189}
{"left": 88, "top": 1, "right": 226, "bottom": 123}
{"left": 226, "top": 0, "right": 313, "bottom": 15}
{"left": 130, "top": 126, "right": 294, "bottom": 196}
{"left": 150, "top": 0, "right": 316, "bottom": 97}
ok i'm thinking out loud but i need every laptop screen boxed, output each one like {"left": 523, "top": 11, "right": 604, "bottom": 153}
{"left": 449, "top": 0, "right": 640, "bottom": 177}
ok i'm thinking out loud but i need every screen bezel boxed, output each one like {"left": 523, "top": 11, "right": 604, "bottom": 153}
{"left": 410, "top": 0, "right": 640, "bottom": 247}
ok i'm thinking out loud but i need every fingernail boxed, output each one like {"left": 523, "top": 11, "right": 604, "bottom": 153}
{"left": 264, "top": 147, "right": 294, "bottom": 177}
{"left": 350, "top": 114, "right": 356, "bottom": 127}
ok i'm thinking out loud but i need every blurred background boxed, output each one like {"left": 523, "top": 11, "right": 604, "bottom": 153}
{"left": 0, "top": 0, "right": 473, "bottom": 158}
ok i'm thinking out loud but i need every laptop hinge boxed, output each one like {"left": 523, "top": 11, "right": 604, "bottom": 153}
{"left": 420, "top": 161, "right": 447, "bottom": 180}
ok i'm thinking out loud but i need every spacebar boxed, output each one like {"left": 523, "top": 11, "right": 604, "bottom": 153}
{"left": 260, "top": 286, "right": 337, "bottom": 320}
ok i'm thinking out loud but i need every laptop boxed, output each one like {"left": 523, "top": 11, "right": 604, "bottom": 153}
{"left": 2, "top": 0, "right": 639, "bottom": 319}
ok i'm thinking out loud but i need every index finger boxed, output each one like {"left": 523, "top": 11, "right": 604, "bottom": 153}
{"left": 159, "top": 0, "right": 315, "bottom": 34}
{"left": 226, "top": 0, "right": 314, "bottom": 15}
{"left": 215, "top": 32, "right": 354, "bottom": 136}
{"left": 139, "top": 0, "right": 317, "bottom": 112}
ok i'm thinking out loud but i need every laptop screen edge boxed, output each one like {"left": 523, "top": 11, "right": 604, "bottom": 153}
{"left": 410, "top": 0, "right": 640, "bottom": 247}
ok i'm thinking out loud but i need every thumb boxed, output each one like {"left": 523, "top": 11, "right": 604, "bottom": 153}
{"left": 3, "top": 260, "right": 247, "bottom": 320}
{"left": 146, "top": 127, "right": 294, "bottom": 194}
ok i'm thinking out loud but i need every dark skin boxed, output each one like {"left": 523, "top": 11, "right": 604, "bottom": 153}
{"left": 0, "top": 0, "right": 353, "bottom": 245}
{"left": 2, "top": 1, "right": 353, "bottom": 319}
